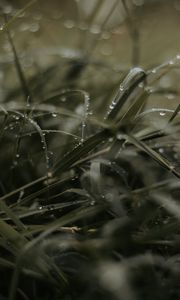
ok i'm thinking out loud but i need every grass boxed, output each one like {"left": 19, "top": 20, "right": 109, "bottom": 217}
{"left": 0, "top": 1, "right": 180, "bottom": 300}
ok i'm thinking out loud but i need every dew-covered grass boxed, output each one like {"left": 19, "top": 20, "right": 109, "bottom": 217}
{"left": 0, "top": 1, "right": 180, "bottom": 300}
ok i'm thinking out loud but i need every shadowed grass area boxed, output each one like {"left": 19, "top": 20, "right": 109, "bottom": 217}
{"left": 0, "top": 1, "right": 180, "bottom": 300}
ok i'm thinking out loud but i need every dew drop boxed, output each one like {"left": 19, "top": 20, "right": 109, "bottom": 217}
{"left": 52, "top": 113, "right": 57, "bottom": 118}
{"left": 90, "top": 25, "right": 101, "bottom": 34}
{"left": 109, "top": 104, "right": 115, "bottom": 110}
{"left": 29, "top": 22, "right": 40, "bottom": 33}
{"left": 47, "top": 172, "right": 53, "bottom": 178}
{"left": 158, "top": 148, "right": 164, "bottom": 154}
{"left": 88, "top": 111, "right": 93, "bottom": 116}
{"left": 160, "top": 111, "right": 166, "bottom": 116}
{"left": 61, "top": 96, "right": 66, "bottom": 102}
{"left": 119, "top": 84, "right": 124, "bottom": 91}
{"left": 16, "top": 154, "right": 20, "bottom": 158}
{"left": 108, "top": 137, "right": 114, "bottom": 142}
{"left": 152, "top": 69, "right": 157, "bottom": 74}
{"left": 64, "top": 19, "right": 75, "bottom": 29}
{"left": 138, "top": 82, "right": 144, "bottom": 88}
{"left": 166, "top": 93, "right": 175, "bottom": 100}
{"left": 169, "top": 60, "right": 174, "bottom": 65}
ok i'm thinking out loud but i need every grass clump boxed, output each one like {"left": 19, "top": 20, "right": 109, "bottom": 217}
{"left": 0, "top": 1, "right": 180, "bottom": 300}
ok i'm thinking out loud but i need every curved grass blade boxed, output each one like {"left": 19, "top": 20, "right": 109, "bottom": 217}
{"left": 4, "top": 15, "right": 31, "bottom": 102}
{"left": 105, "top": 67, "right": 146, "bottom": 121}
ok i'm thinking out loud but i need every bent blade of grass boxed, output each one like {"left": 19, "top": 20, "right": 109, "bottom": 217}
{"left": 168, "top": 104, "right": 180, "bottom": 123}
{"left": 4, "top": 16, "right": 31, "bottom": 102}
{"left": 105, "top": 67, "right": 146, "bottom": 121}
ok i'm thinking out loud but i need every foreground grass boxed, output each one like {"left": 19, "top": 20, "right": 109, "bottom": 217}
{"left": 0, "top": 1, "right": 180, "bottom": 300}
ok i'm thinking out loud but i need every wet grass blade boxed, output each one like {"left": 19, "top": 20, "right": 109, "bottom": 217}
{"left": 52, "top": 129, "right": 111, "bottom": 175}
{"left": 4, "top": 15, "right": 31, "bottom": 102}
{"left": 105, "top": 67, "right": 146, "bottom": 121}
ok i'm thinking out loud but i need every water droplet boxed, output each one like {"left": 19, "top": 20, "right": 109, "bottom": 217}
{"left": 160, "top": 111, "right": 166, "bottom": 116}
{"left": 176, "top": 54, "right": 180, "bottom": 60}
{"left": 88, "top": 111, "right": 93, "bottom": 116}
{"left": 169, "top": 60, "right": 174, "bottom": 65}
{"left": 138, "top": 82, "right": 144, "bottom": 88}
{"left": 152, "top": 69, "right": 157, "bottom": 74}
{"left": 29, "top": 22, "right": 40, "bottom": 33}
{"left": 52, "top": 113, "right": 57, "bottom": 117}
{"left": 145, "top": 87, "right": 154, "bottom": 94}
{"left": 109, "top": 104, "right": 115, "bottom": 110}
{"left": 116, "top": 133, "right": 123, "bottom": 140}
{"left": 166, "top": 93, "right": 175, "bottom": 100}
{"left": 64, "top": 19, "right": 75, "bottom": 29}
{"left": 158, "top": 148, "right": 164, "bottom": 154}
{"left": 16, "top": 154, "right": 20, "bottom": 158}
{"left": 38, "top": 206, "right": 43, "bottom": 210}
{"left": 47, "top": 172, "right": 53, "bottom": 178}
{"left": 90, "top": 25, "right": 101, "bottom": 34}
{"left": 109, "top": 138, "right": 113, "bottom": 142}
{"left": 120, "top": 84, "right": 124, "bottom": 91}
{"left": 61, "top": 96, "right": 66, "bottom": 102}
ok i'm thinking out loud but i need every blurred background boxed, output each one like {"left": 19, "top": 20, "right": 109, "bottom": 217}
{"left": 0, "top": 0, "right": 180, "bottom": 108}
